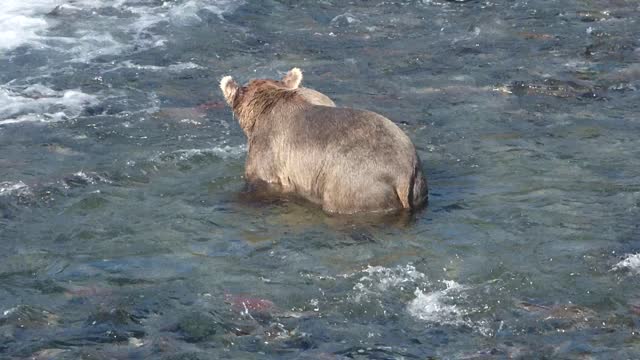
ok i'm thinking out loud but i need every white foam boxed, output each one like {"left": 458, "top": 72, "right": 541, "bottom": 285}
{"left": 2, "top": 306, "right": 18, "bottom": 317}
{"left": 179, "top": 119, "right": 202, "bottom": 125}
{"left": 1, "top": 0, "right": 243, "bottom": 57}
{"left": 407, "top": 280, "right": 472, "bottom": 327}
{"left": 349, "top": 264, "right": 426, "bottom": 302}
{"left": 117, "top": 61, "right": 203, "bottom": 72}
{"left": 0, "top": 0, "right": 119, "bottom": 52}
{"left": 612, "top": 253, "right": 640, "bottom": 274}
{"left": 70, "top": 171, "right": 112, "bottom": 185}
{"left": 154, "top": 145, "right": 247, "bottom": 163}
{"left": 330, "top": 13, "right": 361, "bottom": 28}
{"left": 0, "top": 0, "right": 57, "bottom": 52}
{"left": 345, "top": 264, "right": 490, "bottom": 334}
{"left": 0, "top": 181, "right": 30, "bottom": 197}
{"left": 0, "top": 1, "right": 118, "bottom": 53}
{"left": 0, "top": 84, "right": 98, "bottom": 125}
{"left": 169, "top": 0, "right": 243, "bottom": 25}
{"left": 1, "top": 1, "right": 243, "bottom": 127}
{"left": 175, "top": 145, "right": 247, "bottom": 160}
{"left": 67, "top": 32, "right": 129, "bottom": 63}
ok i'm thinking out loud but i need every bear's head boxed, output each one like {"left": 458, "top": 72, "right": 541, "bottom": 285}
{"left": 219, "top": 68, "right": 304, "bottom": 134}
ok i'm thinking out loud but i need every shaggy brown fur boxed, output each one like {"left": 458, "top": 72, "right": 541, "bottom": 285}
{"left": 220, "top": 68, "right": 427, "bottom": 214}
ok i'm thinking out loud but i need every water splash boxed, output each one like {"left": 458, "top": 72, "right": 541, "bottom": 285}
{"left": 0, "top": 84, "right": 98, "bottom": 125}
{"left": 1, "top": 0, "right": 244, "bottom": 55}
{"left": 153, "top": 145, "right": 247, "bottom": 163}
{"left": 349, "top": 264, "right": 426, "bottom": 303}
{"left": 612, "top": 253, "right": 640, "bottom": 274}
{"left": 0, "top": 181, "right": 30, "bottom": 197}
{"left": 407, "top": 280, "right": 471, "bottom": 327}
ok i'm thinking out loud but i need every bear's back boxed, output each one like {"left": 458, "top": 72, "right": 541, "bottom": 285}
{"left": 282, "top": 105, "right": 414, "bottom": 157}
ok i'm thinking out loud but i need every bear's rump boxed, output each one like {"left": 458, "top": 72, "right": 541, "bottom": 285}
{"left": 248, "top": 105, "right": 420, "bottom": 213}
{"left": 320, "top": 173, "right": 408, "bottom": 214}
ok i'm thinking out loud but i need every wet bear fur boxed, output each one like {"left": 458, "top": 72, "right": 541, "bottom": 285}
{"left": 220, "top": 68, "right": 427, "bottom": 214}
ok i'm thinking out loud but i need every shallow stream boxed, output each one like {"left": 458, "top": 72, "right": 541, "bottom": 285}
{"left": 1, "top": 0, "right": 640, "bottom": 358}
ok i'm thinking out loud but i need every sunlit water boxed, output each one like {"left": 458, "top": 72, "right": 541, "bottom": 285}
{"left": 1, "top": 0, "right": 640, "bottom": 358}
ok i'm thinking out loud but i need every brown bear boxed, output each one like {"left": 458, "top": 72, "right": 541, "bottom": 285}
{"left": 220, "top": 68, "right": 427, "bottom": 214}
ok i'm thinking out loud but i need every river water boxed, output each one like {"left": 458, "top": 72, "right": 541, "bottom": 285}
{"left": 1, "top": 0, "right": 640, "bottom": 358}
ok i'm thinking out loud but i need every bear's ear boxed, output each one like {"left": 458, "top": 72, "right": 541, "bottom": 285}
{"left": 220, "top": 75, "right": 239, "bottom": 106}
{"left": 282, "top": 68, "right": 302, "bottom": 89}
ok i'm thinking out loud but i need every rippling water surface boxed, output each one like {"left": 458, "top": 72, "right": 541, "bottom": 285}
{"left": 1, "top": 0, "right": 640, "bottom": 358}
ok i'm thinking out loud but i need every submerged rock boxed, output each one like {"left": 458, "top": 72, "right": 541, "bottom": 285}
{"left": 330, "top": 13, "right": 361, "bottom": 28}
{"left": 0, "top": 305, "right": 59, "bottom": 329}
{"left": 153, "top": 107, "right": 207, "bottom": 122}
{"left": 507, "top": 79, "right": 599, "bottom": 98}
{"left": 516, "top": 301, "right": 596, "bottom": 328}
{"left": 175, "top": 311, "right": 224, "bottom": 343}
{"left": 45, "top": 143, "right": 82, "bottom": 156}
{"left": 225, "top": 293, "right": 276, "bottom": 315}
{"left": 62, "top": 171, "right": 110, "bottom": 188}
{"left": 518, "top": 32, "right": 555, "bottom": 40}
{"left": 66, "top": 193, "right": 110, "bottom": 212}
{"left": 631, "top": 303, "right": 640, "bottom": 316}
{"left": 224, "top": 292, "right": 319, "bottom": 320}
{"left": 458, "top": 346, "right": 528, "bottom": 360}
{"left": 27, "top": 348, "right": 68, "bottom": 360}
{"left": 196, "top": 100, "right": 226, "bottom": 111}
{"left": 87, "top": 307, "right": 142, "bottom": 327}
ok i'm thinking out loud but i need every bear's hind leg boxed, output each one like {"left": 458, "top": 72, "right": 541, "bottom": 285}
{"left": 322, "top": 181, "right": 402, "bottom": 214}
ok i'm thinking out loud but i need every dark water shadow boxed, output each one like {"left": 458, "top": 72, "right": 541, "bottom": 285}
{"left": 231, "top": 180, "right": 428, "bottom": 234}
